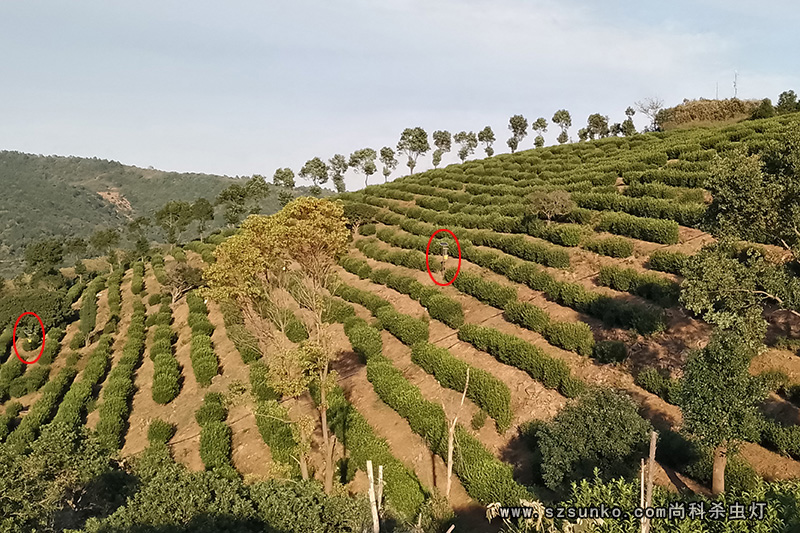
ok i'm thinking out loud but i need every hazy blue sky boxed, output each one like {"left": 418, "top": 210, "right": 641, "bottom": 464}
{"left": 1, "top": 0, "right": 798, "bottom": 192}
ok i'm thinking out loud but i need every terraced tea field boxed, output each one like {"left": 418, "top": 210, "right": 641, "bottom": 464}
{"left": 2, "top": 112, "right": 800, "bottom": 532}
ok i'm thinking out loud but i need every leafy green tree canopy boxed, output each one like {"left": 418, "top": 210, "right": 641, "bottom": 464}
{"left": 477, "top": 126, "right": 495, "bottom": 157}
{"left": 453, "top": 131, "right": 478, "bottom": 163}
{"left": 348, "top": 148, "right": 377, "bottom": 188}
{"left": 299, "top": 157, "right": 329, "bottom": 197}
{"left": 328, "top": 154, "right": 348, "bottom": 193}
{"left": 379, "top": 147, "right": 398, "bottom": 183}
{"left": 24, "top": 239, "right": 63, "bottom": 271}
{"left": 507, "top": 114, "right": 528, "bottom": 153}
{"left": 396, "top": 127, "right": 430, "bottom": 174}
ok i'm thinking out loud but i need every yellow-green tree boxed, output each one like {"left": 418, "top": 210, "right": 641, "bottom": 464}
{"left": 204, "top": 197, "right": 349, "bottom": 492}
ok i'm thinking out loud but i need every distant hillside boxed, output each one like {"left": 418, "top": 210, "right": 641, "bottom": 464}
{"left": 0, "top": 151, "right": 315, "bottom": 274}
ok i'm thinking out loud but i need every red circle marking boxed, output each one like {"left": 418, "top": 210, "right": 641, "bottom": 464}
{"left": 425, "top": 229, "right": 461, "bottom": 287}
{"left": 12, "top": 312, "right": 46, "bottom": 364}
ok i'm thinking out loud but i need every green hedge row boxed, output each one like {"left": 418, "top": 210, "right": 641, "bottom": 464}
{"left": 460, "top": 230, "right": 570, "bottom": 269}
{"left": 151, "top": 303, "right": 181, "bottom": 404}
{"left": 445, "top": 268, "right": 517, "bottom": 309}
{"left": 79, "top": 277, "right": 105, "bottom": 346}
{"left": 597, "top": 265, "right": 680, "bottom": 307}
{"left": 50, "top": 335, "right": 113, "bottom": 429}
{"left": 255, "top": 399, "right": 302, "bottom": 477}
{"left": 503, "top": 301, "right": 594, "bottom": 356}
{"left": 249, "top": 359, "right": 280, "bottom": 402}
{"left": 635, "top": 367, "right": 682, "bottom": 404}
{"left": 0, "top": 328, "right": 13, "bottom": 364}
{"left": 218, "top": 298, "right": 263, "bottom": 363}
{"left": 3, "top": 367, "right": 77, "bottom": 453}
{"left": 8, "top": 365, "right": 50, "bottom": 398}
{"left": 96, "top": 299, "right": 147, "bottom": 450}
{"left": 365, "top": 353, "right": 531, "bottom": 504}
{"left": 572, "top": 192, "right": 706, "bottom": 227}
{"left": 374, "top": 306, "right": 429, "bottom": 346}
{"left": 187, "top": 290, "right": 220, "bottom": 387}
{"left": 333, "top": 283, "right": 392, "bottom": 315}
{"left": 0, "top": 401, "right": 23, "bottom": 442}
{"left": 66, "top": 280, "right": 86, "bottom": 304}
{"left": 190, "top": 335, "right": 220, "bottom": 387}
{"left": 107, "top": 268, "right": 124, "bottom": 316}
{"left": 151, "top": 254, "right": 167, "bottom": 285}
{"left": 147, "top": 418, "right": 176, "bottom": 446}
{"left": 457, "top": 324, "right": 583, "bottom": 398}
{"left": 582, "top": 236, "right": 634, "bottom": 258}
{"left": 647, "top": 250, "right": 690, "bottom": 275}
{"left": 595, "top": 212, "right": 680, "bottom": 244}
{"left": 326, "top": 384, "right": 428, "bottom": 522}
{"left": 197, "top": 392, "right": 233, "bottom": 473}
{"left": 0, "top": 357, "right": 25, "bottom": 402}
{"left": 411, "top": 342, "right": 512, "bottom": 431}
{"left": 131, "top": 262, "right": 145, "bottom": 295}
{"left": 344, "top": 257, "right": 466, "bottom": 330}
{"left": 356, "top": 238, "right": 437, "bottom": 273}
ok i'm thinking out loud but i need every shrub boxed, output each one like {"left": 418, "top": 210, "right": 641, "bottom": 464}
{"left": 172, "top": 248, "right": 187, "bottom": 262}
{"left": 348, "top": 325, "right": 383, "bottom": 362}
{"left": 635, "top": 367, "right": 681, "bottom": 403}
{"left": 255, "top": 400, "right": 301, "bottom": 473}
{"left": 544, "top": 322, "right": 594, "bottom": 356}
{"left": 9, "top": 365, "right": 50, "bottom": 398}
{"left": 131, "top": 262, "right": 145, "bottom": 295}
{"left": 359, "top": 223, "right": 376, "bottom": 236}
{"left": 374, "top": 307, "right": 429, "bottom": 346}
{"left": 457, "top": 324, "right": 577, "bottom": 395}
{"left": 190, "top": 334, "right": 219, "bottom": 387}
{"left": 249, "top": 360, "right": 279, "bottom": 402}
{"left": 503, "top": 301, "right": 551, "bottom": 333}
{"left": 425, "top": 295, "right": 465, "bottom": 329}
{"left": 186, "top": 291, "right": 208, "bottom": 314}
{"left": 227, "top": 324, "right": 262, "bottom": 364}
{"left": 471, "top": 409, "right": 487, "bottom": 430}
{"left": 592, "top": 341, "right": 628, "bottom": 363}
{"left": 195, "top": 392, "right": 227, "bottom": 426}
{"left": 199, "top": 420, "right": 233, "bottom": 471}
{"left": 187, "top": 312, "right": 215, "bottom": 336}
{"left": 411, "top": 342, "right": 513, "bottom": 431}
{"left": 583, "top": 236, "right": 634, "bottom": 258}
{"left": 339, "top": 256, "right": 374, "bottom": 279}
{"left": 597, "top": 265, "right": 680, "bottom": 307}
{"left": 537, "top": 388, "right": 652, "bottom": 491}
{"left": 365, "top": 356, "right": 530, "bottom": 504}
{"left": 647, "top": 250, "right": 690, "bottom": 274}
{"left": 447, "top": 269, "right": 517, "bottom": 309}
{"left": 152, "top": 353, "right": 181, "bottom": 404}
{"left": 322, "top": 297, "right": 357, "bottom": 324}
{"left": 148, "top": 293, "right": 163, "bottom": 306}
{"left": 325, "top": 385, "right": 428, "bottom": 521}
{"left": 147, "top": 418, "right": 176, "bottom": 445}
{"left": 596, "top": 212, "right": 679, "bottom": 244}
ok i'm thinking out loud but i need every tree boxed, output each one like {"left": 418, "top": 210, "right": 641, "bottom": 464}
{"left": 155, "top": 201, "right": 193, "bottom": 243}
{"left": 453, "top": 131, "right": 478, "bottom": 163}
{"left": 678, "top": 331, "right": 766, "bottom": 495}
{"left": 349, "top": 148, "right": 378, "bottom": 188}
{"left": 621, "top": 107, "right": 637, "bottom": 136}
{"left": 63, "top": 237, "right": 87, "bottom": 260}
{"left": 679, "top": 240, "right": 800, "bottom": 350}
{"left": 165, "top": 263, "right": 203, "bottom": 303}
{"left": 477, "top": 126, "right": 495, "bottom": 157}
{"left": 244, "top": 175, "right": 270, "bottom": 212}
{"left": 507, "top": 114, "right": 528, "bottom": 153}
{"left": 609, "top": 123, "right": 623, "bottom": 136}
{"left": 328, "top": 154, "right": 348, "bottom": 193}
{"left": 536, "top": 388, "right": 651, "bottom": 491}
{"left": 342, "top": 203, "right": 378, "bottom": 236}
{"left": 215, "top": 184, "right": 248, "bottom": 226}
{"left": 750, "top": 98, "right": 776, "bottom": 120}
{"left": 527, "top": 190, "right": 575, "bottom": 224}
{"left": 204, "top": 197, "right": 349, "bottom": 494}
{"left": 577, "top": 128, "right": 589, "bottom": 142}
{"left": 432, "top": 130, "right": 452, "bottom": 168}
{"left": 704, "top": 133, "right": 800, "bottom": 258}
{"left": 776, "top": 90, "right": 799, "bottom": 114}
{"left": 586, "top": 113, "right": 610, "bottom": 139}
{"left": 635, "top": 97, "right": 664, "bottom": 131}
{"left": 531, "top": 117, "right": 547, "bottom": 148}
{"left": 397, "top": 127, "right": 430, "bottom": 174}
{"left": 379, "top": 147, "right": 397, "bottom": 183}
{"left": 25, "top": 239, "right": 63, "bottom": 272}
{"left": 192, "top": 198, "right": 214, "bottom": 241}
{"left": 552, "top": 109, "right": 572, "bottom": 144}
{"left": 299, "top": 157, "right": 329, "bottom": 197}
{"left": 273, "top": 167, "right": 296, "bottom": 207}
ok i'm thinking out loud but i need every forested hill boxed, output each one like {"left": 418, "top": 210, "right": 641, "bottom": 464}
{"left": 0, "top": 151, "right": 284, "bottom": 271}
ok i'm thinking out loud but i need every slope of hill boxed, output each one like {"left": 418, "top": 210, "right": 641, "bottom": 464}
{"left": 0, "top": 151, "right": 313, "bottom": 273}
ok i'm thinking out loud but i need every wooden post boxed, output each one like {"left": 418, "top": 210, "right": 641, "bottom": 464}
{"left": 377, "top": 465, "right": 384, "bottom": 512}
{"left": 642, "top": 430, "right": 657, "bottom": 533}
{"left": 367, "top": 460, "right": 380, "bottom": 533}
{"left": 445, "top": 368, "right": 469, "bottom": 499}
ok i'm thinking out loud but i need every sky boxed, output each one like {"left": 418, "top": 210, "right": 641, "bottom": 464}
{"left": 1, "top": 0, "right": 798, "bottom": 192}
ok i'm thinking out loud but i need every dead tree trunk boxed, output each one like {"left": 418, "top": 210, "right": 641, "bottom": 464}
{"left": 445, "top": 368, "right": 469, "bottom": 499}
{"left": 712, "top": 444, "right": 727, "bottom": 496}
{"left": 367, "top": 460, "right": 380, "bottom": 533}
{"left": 641, "top": 430, "right": 657, "bottom": 533}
